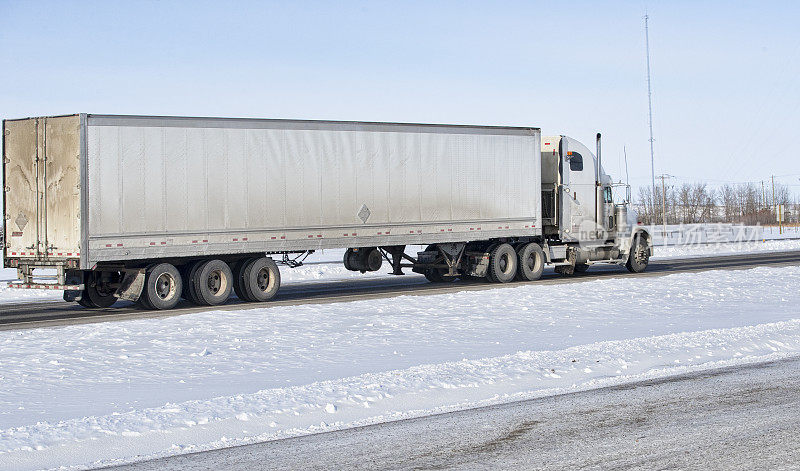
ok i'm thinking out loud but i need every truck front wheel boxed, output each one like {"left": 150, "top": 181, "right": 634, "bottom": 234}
{"left": 626, "top": 235, "right": 650, "bottom": 273}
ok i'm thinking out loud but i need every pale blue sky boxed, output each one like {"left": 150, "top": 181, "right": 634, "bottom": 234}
{"left": 2, "top": 0, "right": 799, "bottom": 194}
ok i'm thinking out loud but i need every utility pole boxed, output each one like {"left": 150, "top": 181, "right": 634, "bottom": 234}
{"left": 657, "top": 174, "right": 672, "bottom": 239}
{"left": 772, "top": 175, "right": 783, "bottom": 235}
{"left": 645, "top": 14, "right": 657, "bottom": 210}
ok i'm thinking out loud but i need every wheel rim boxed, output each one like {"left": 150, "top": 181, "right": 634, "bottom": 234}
{"left": 256, "top": 267, "right": 270, "bottom": 292}
{"left": 207, "top": 269, "right": 228, "bottom": 295}
{"left": 635, "top": 241, "right": 648, "bottom": 265}
{"left": 527, "top": 250, "right": 541, "bottom": 272}
{"left": 636, "top": 248, "right": 648, "bottom": 264}
{"left": 500, "top": 252, "right": 513, "bottom": 275}
{"left": 155, "top": 272, "right": 176, "bottom": 300}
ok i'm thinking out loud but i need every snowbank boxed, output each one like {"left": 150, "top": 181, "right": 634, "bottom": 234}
{"left": 651, "top": 238, "right": 800, "bottom": 260}
{"left": 1, "top": 265, "right": 800, "bottom": 469}
{"left": 645, "top": 223, "right": 800, "bottom": 246}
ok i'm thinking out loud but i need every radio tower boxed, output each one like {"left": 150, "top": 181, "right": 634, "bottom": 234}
{"left": 644, "top": 14, "right": 657, "bottom": 206}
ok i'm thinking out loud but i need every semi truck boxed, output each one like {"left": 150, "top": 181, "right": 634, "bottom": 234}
{"left": 2, "top": 114, "right": 652, "bottom": 310}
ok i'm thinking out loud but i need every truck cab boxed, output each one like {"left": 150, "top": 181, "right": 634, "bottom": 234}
{"left": 541, "top": 134, "right": 651, "bottom": 273}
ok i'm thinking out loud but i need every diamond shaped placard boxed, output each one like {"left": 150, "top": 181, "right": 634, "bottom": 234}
{"left": 357, "top": 204, "right": 371, "bottom": 224}
{"left": 15, "top": 212, "right": 28, "bottom": 231}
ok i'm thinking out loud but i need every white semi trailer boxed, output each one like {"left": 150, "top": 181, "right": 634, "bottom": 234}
{"left": 2, "top": 114, "right": 652, "bottom": 310}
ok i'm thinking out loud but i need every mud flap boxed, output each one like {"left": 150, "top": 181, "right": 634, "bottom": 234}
{"left": 554, "top": 247, "right": 577, "bottom": 275}
{"left": 466, "top": 252, "right": 491, "bottom": 277}
{"left": 63, "top": 271, "right": 85, "bottom": 302}
{"left": 116, "top": 269, "right": 146, "bottom": 302}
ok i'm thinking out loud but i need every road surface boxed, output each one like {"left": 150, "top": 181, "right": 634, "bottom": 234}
{"left": 2, "top": 251, "right": 800, "bottom": 330}
{"left": 108, "top": 356, "right": 800, "bottom": 470}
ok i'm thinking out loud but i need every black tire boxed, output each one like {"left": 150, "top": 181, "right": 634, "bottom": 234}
{"left": 77, "top": 294, "right": 97, "bottom": 308}
{"left": 141, "top": 263, "right": 183, "bottom": 310}
{"left": 482, "top": 244, "right": 498, "bottom": 282}
{"left": 626, "top": 235, "right": 650, "bottom": 273}
{"left": 193, "top": 259, "right": 233, "bottom": 306}
{"left": 343, "top": 249, "right": 355, "bottom": 271}
{"left": 78, "top": 272, "right": 118, "bottom": 308}
{"left": 489, "top": 243, "right": 517, "bottom": 283}
{"left": 424, "top": 268, "right": 446, "bottom": 282}
{"left": 136, "top": 292, "right": 154, "bottom": 310}
{"left": 183, "top": 260, "right": 205, "bottom": 305}
{"left": 85, "top": 284, "right": 118, "bottom": 308}
{"left": 515, "top": 243, "right": 545, "bottom": 281}
{"left": 178, "top": 264, "right": 193, "bottom": 299}
{"left": 574, "top": 263, "right": 589, "bottom": 273}
{"left": 231, "top": 258, "right": 254, "bottom": 301}
{"left": 241, "top": 257, "right": 281, "bottom": 302}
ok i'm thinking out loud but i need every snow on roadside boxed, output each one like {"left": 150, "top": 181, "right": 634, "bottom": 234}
{"left": 651, "top": 238, "right": 800, "bottom": 260}
{"left": 1, "top": 265, "right": 800, "bottom": 469}
{"left": 0, "top": 269, "right": 63, "bottom": 304}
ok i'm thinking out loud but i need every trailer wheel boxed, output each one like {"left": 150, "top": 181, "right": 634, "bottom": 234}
{"left": 79, "top": 272, "right": 118, "bottom": 308}
{"left": 515, "top": 243, "right": 545, "bottom": 281}
{"left": 241, "top": 257, "right": 281, "bottom": 302}
{"left": 183, "top": 260, "right": 205, "bottom": 304}
{"left": 489, "top": 243, "right": 517, "bottom": 283}
{"left": 85, "top": 284, "right": 118, "bottom": 308}
{"left": 231, "top": 258, "right": 254, "bottom": 301}
{"left": 193, "top": 259, "right": 233, "bottom": 305}
{"left": 136, "top": 268, "right": 155, "bottom": 309}
{"left": 626, "top": 234, "right": 650, "bottom": 273}
{"left": 77, "top": 294, "right": 97, "bottom": 308}
{"left": 140, "top": 263, "right": 183, "bottom": 310}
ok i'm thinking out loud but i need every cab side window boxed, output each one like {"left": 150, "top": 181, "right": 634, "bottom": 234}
{"left": 568, "top": 152, "right": 583, "bottom": 171}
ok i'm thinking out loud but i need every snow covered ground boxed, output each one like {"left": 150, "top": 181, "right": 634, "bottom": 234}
{"left": 1, "top": 265, "right": 800, "bottom": 470}
{"left": 651, "top": 238, "right": 800, "bottom": 260}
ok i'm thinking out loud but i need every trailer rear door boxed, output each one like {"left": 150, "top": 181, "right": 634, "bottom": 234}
{"left": 3, "top": 115, "right": 81, "bottom": 261}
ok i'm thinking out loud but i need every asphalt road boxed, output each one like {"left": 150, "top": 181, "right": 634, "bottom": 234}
{"left": 2, "top": 251, "right": 800, "bottom": 331}
{"left": 107, "top": 356, "right": 800, "bottom": 471}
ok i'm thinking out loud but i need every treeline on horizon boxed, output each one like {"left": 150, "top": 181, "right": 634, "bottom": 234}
{"left": 635, "top": 182, "right": 797, "bottom": 225}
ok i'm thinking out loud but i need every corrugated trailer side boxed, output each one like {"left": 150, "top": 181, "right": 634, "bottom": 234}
{"left": 5, "top": 113, "right": 554, "bottom": 310}
{"left": 83, "top": 115, "right": 542, "bottom": 268}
